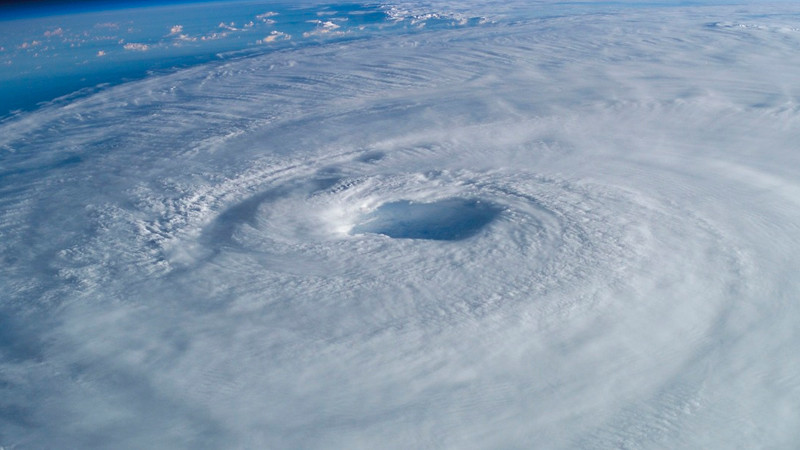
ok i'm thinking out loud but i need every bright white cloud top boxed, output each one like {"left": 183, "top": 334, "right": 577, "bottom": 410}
{"left": 2, "top": 1, "right": 800, "bottom": 448}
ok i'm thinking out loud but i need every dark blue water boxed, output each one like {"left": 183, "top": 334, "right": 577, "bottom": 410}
{"left": 0, "top": 2, "right": 416, "bottom": 119}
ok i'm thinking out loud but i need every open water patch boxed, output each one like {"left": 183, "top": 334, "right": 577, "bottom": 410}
{"left": 350, "top": 198, "right": 500, "bottom": 241}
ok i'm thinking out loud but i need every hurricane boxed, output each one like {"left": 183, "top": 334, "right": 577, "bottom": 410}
{"left": 2, "top": 1, "right": 800, "bottom": 448}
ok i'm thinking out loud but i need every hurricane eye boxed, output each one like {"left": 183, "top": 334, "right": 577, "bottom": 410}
{"left": 350, "top": 198, "right": 500, "bottom": 241}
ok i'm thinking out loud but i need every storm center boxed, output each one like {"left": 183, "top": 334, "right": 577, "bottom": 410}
{"left": 350, "top": 198, "right": 500, "bottom": 241}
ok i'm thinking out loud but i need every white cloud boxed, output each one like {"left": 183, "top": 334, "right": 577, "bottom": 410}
{"left": 44, "top": 28, "right": 63, "bottom": 37}
{"left": 303, "top": 20, "right": 345, "bottom": 38}
{"left": 123, "top": 42, "right": 149, "bottom": 51}
{"left": 168, "top": 25, "right": 196, "bottom": 42}
{"left": 256, "top": 11, "right": 278, "bottom": 21}
{"left": 256, "top": 31, "right": 291, "bottom": 44}
{"left": 18, "top": 40, "right": 42, "bottom": 49}
{"left": 200, "top": 32, "right": 228, "bottom": 41}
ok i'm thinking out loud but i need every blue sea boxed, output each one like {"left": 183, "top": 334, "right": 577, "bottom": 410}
{"left": 0, "top": 1, "right": 491, "bottom": 119}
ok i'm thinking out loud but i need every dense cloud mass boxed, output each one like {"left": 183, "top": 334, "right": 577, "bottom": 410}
{"left": 2, "top": 1, "right": 800, "bottom": 448}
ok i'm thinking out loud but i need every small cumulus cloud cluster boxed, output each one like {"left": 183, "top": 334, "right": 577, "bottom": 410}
{"left": 256, "top": 31, "right": 291, "bottom": 44}
{"left": 123, "top": 42, "right": 149, "bottom": 51}
{"left": 303, "top": 19, "right": 345, "bottom": 37}
{"left": 256, "top": 11, "right": 278, "bottom": 22}
{"left": 44, "top": 27, "right": 64, "bottom": 37}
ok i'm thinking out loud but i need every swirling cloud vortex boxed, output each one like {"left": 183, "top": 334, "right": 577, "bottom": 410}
{"left": 2, "top": 2, "right": 800, "bottom": 448}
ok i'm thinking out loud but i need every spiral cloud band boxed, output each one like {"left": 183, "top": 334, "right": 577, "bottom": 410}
{"left": 2, "top": 1, "right": 800, "bottom": 448}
